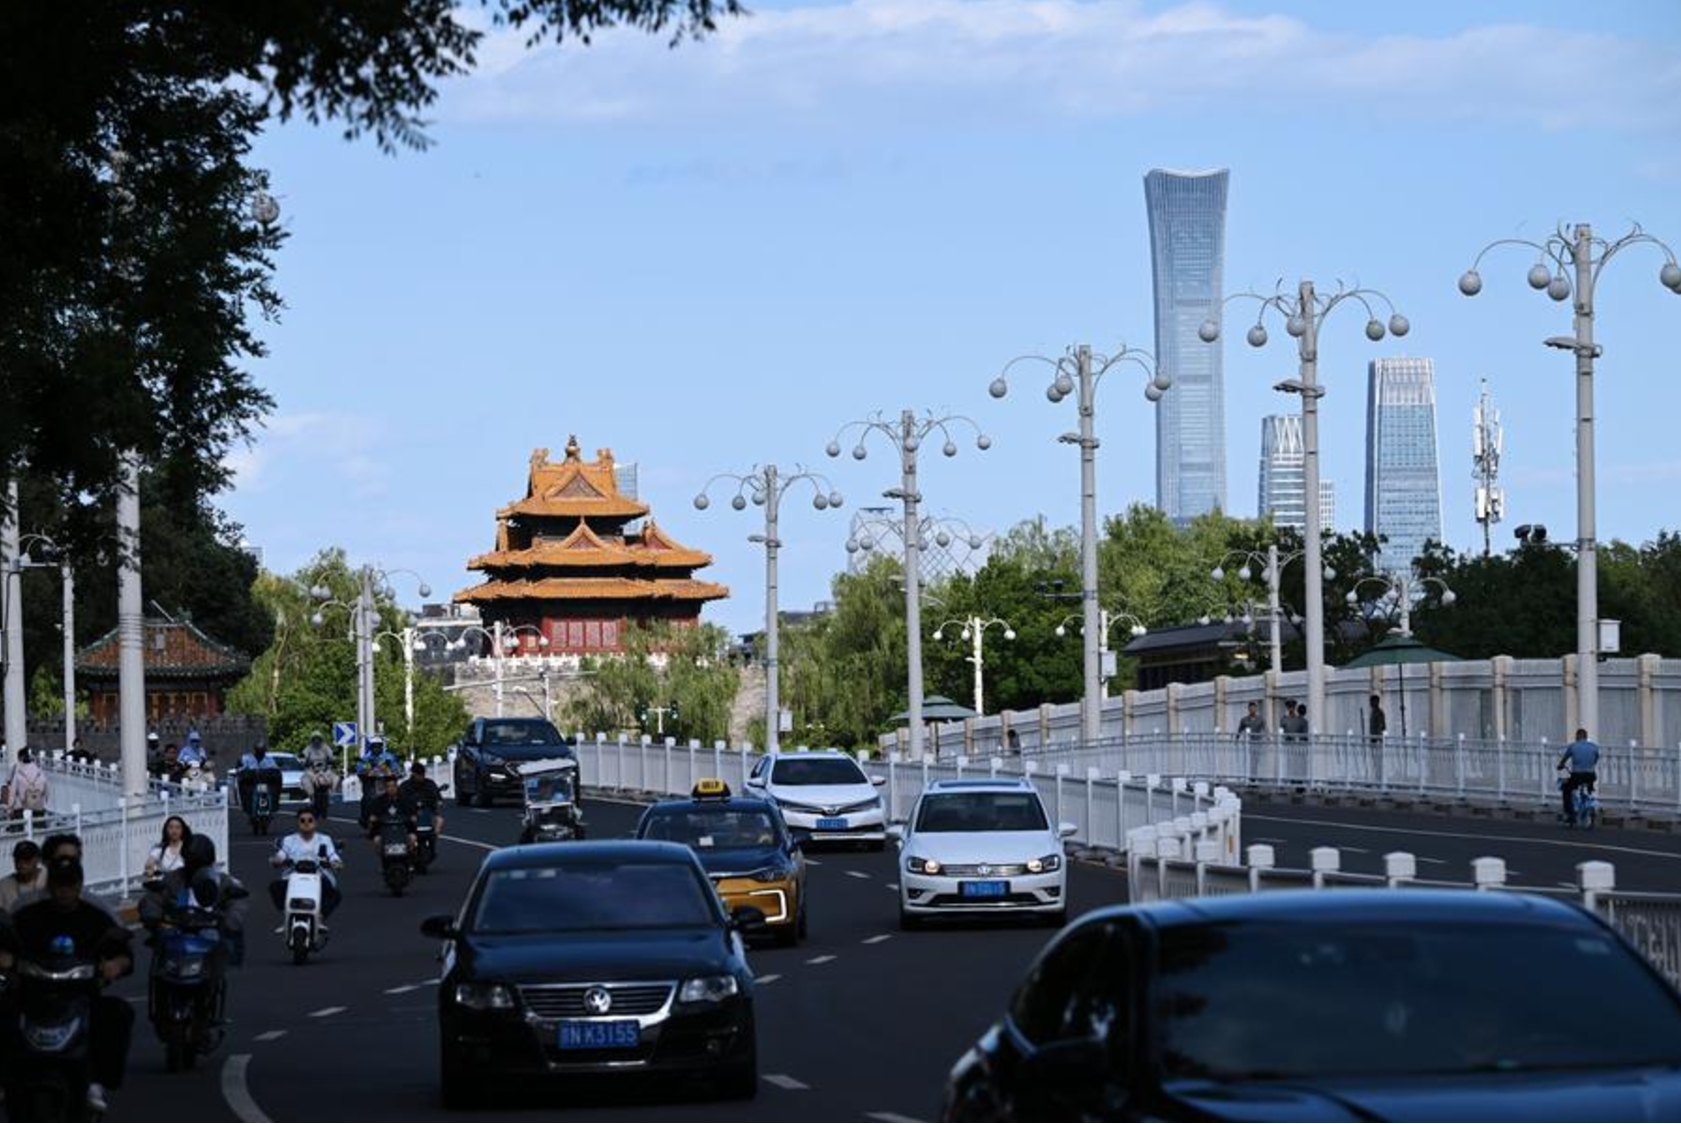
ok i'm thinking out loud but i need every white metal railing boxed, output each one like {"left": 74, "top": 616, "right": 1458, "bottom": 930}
{"left": 870, "top": 731, "right": 1681, "bottom": 818}
{"left": 1131, "top": 846, "right": 1681, "bottom": 989}
{"left": 568, "top": 732, "right": 1242, "bottom": 857}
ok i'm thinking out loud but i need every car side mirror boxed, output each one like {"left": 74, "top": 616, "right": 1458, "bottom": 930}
{"left": 1058, "top": 822, "right": 1079, "bottom": 839}
{"left": 886, "top": 823, "right": 905, "bottom": 843}
{"left": 744, "top": 776, "right": 764, "bottom": 788}
{"left": 420, "top": 915, "right": 458, "bottom": 940}
{"left": 870, "top": 775, "right": 887, "bottom": 788}
{"left": 1017, "top": 1038, "right": 1110, "bottom": 1117}
{"left": 730, "top": 905, "right": 769, "bottom": 934}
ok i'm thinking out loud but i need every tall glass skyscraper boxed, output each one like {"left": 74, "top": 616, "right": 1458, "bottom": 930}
{"left": 1258, "top": 414, "right": 1335, "bottom": 532}
{"left": 1365, "top": 357, "right": 1443, "bottom": 572}
{"left": 1145, "top": 168, "right": 1229, "bottom": 524}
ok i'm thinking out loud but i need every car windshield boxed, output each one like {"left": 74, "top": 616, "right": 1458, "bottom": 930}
{"left": 482, "top": 720, "right": 565, "bottom": 747}
{"left": 914, "top": 791, "right": 1048, "bottom": 833}
{"left": 470, "top": 860, "right": 718, "bottom": 934}
{"left": 1156, "top": 920, "right": 1681, "bottom": 1080}
{"left": 770, "top": 758, "right": 866, "bottom": 786}
{"left": 642, "top": 809, "right": 780, "bottom": 849}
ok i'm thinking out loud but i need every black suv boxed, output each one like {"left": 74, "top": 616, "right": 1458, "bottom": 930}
{"left": 452, "top": 717, "right": 577, "bottom": 808}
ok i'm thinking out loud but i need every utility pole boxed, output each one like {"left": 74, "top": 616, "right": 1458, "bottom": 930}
{"left": 1473, "top": 378, "right": 1504, "bottom": 557}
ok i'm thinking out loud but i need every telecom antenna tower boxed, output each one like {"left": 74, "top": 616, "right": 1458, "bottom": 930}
{"left": 1472, "top": 379, "right": 1504, "bottom": 555}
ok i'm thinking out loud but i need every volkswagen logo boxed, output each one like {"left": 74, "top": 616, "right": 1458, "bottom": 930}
{"left": 977, "top": 864, "right": 992, "bottom": 876}
{"left": 583, "top": 987, "right": 613, "bottom": 1015}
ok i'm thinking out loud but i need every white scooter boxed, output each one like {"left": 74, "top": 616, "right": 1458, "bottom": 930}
{"left": 279, "top": 847, "right": 337, "bottom": 966}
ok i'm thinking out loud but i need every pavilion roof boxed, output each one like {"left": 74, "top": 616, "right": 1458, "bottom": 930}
{"left": 497, "top": 437, "right": 650, "bottom": 520}
{"left": 453, "top": 576, "right": 729, "bottom": 604}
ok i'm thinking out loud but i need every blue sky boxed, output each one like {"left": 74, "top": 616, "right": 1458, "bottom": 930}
{"left": 231, "top": 0, "right": 1681, "bottom": 635}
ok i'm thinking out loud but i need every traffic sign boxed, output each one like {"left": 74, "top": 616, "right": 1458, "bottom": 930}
{"left": 333, "top": 721, "right": 358, "bottom": 748}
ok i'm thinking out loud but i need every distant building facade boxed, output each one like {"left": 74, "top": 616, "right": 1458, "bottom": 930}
{"left": 1145, "top": 167, "right": 1229, "bottom": 524}
{"left": 76, "top": 618, "right": 250, "bottom": 725}
{"left": 1258, "top": 414, "right": 1336, "bottom": 533}
{"left": 1365, "top": 357, "right": 1443, "bottom": 571}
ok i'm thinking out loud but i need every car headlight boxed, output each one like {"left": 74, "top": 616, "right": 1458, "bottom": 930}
{"left": 1026, "top": 853, "right": 1063, "bottom": 874}
{"left": 907, "top": 856, "right": 941, "bottom": 875}
{"left": 452, "top": 982, "right": 517, "bottom": 1010}
{"left": 748, "top": 866, "right": 791, "bottom": 883}
{"left": 678, "top": 975, "right": 740, "bottom": 1004}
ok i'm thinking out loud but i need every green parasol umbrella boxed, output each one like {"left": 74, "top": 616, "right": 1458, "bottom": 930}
{"left": 1344, "top": 632, "right": 1461, "bottom": 736}
{"left": 890, "top": 695, "right": 978, "bottom": 723}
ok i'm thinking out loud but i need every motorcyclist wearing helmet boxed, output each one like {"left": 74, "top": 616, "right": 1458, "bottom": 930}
{"left": 298, "top": 731, "right": 340, "bottom": 816}
{"left": 236, "top": 740, "right": 282, "bottom": 814}
{"left": 357, "top": 735, "right": 400, "bottom": 778}
{"left": 397, "top": 761, "right": 446, "bottom": 838}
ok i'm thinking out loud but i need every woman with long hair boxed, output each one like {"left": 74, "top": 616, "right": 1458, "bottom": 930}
{"left": 146, "top": 814, "right": 192, "bottom": 878}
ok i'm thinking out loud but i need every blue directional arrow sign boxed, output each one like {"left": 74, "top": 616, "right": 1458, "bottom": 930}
{"left": 332, "top": 721, "right": 358, "bottom": 748}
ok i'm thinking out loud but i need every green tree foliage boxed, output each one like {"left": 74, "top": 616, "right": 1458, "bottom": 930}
{"left": 224, "top": 549, "right": 467, "bottom": 756}
{"left": 565, "top": 622, "right": 739, "bottom": 744}
{"left": 781, "top": 556, "right": 909, "bottom": 749}
{"left": 1, "top": 1, "right": 741, "bottom": 515}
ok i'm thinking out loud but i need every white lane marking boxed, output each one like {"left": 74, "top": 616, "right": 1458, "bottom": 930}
{"left": 862, "top": 934, "right": 892, "bottom": 945}
{"left": 1250, "top": 836, "right": 1290, "bottom": 844}
{"left": 1243, "top": 812, "right": 1681, "bottom": 861}
{"left": 222, "top": 1054, "right": 272, "bottom": 1123}
{"left": 844, "top": 870, "right": 871, "bottom": 880}
{"left": 442, "top": 833, "right": 496, "bottom": 851}
{"left": 805, "top": 954, "right": 837, "bottom": 965}
{"left": 866, "top": 1114, "right": 923, "bottom": 1122}
{"left": 886, "top": 882, "right": 899, "bottom": 890}
{"left": 764, "top": 1073, "right": 811, "bottom": 1090}
{"left": 469, "top": 807, "right": 489, "bottom": 814}
{"left": 423, "top": 979, "right": 441, "bottom": 986}
{"left": 1338, "top": 846, "right": 1372, "bottom": 855}
{"left": 1415, "top": 856, "right": 1448, "bottom": 865}
{"left": 1558, "top": 881, "right": 1578, "bottom": 889}
{"left": 755, "top": 973, "right": 782, "bottom": 985}
{"left": 804, "top": 859, "right": 823, "bottom": 866}
{"left": 252, "top": 1030, "right": 287, "bottom": 1043}
{"left": 385, "top": 984, "right": 420, "bottom": 995}
{"left": 308, "top": 1006, "right": 347, "bottom": 1018}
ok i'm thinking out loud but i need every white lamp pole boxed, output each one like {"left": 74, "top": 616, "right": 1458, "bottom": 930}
{"left": 696, "top": 462, "right": 843, "bottom": 753}
{"left": 1461, "top": 223, "right": 1681, "bottom": 737}
{"left": 990, "top": 344, "right": 1167, "bottom": 747}
{"left": 117, "top": 452, "right": 147, "bottom": 796}
{"left": 1, "top": 481, "right": 27, "bottom": 758}
{"left": 1201, "top": 284, "right": 1409, "bottom": 734}
{"left": 934, "top": 614, "right": 1016, "bottom": 716}
{"left": 829, "top": 410, "right": 992, "bottom": 759}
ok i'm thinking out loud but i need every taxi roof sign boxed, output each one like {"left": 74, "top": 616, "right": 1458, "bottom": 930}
{"left": 691, "top": 778, "right": 732, "bottom": 800}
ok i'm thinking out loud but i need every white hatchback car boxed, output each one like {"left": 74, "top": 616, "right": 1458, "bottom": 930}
{"left": 892, "top": 778, "right": 1076, "bottom": 929}
{"left": 744, "top": 750, "right": 888, "bottom": 849}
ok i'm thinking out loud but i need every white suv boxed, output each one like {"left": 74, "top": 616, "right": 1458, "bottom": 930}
{"left": 892, "top": 778, "right": 1075, "bottom": 929}
{"left": 744, "top": 750, "right": 888, "bottom": 849}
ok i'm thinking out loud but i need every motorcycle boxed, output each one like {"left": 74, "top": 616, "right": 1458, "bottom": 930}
{"left": 147, "top": 889, "right": 232, "bottom": 1072}
{"left": 244, "top": 768, "right": 282, "bottom": 836}
{"left": 281, "top": 850, "right": 332, "bottom": 966}
{"left": 413, "top": 804, "right": 438, "bottom": 874}
{"left": 378, "top": 818, "right": 414, "bottom": 896}
{"left": 305, "top": 763, "right": 337, "bottom": 822}
{"left": 3, "top": 953, "right": 101, "bottom": 1120}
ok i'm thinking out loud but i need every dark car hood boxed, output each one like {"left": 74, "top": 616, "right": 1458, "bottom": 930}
{"left": 479, "top": 744, "right": 575, "bottom": 762}
{"left": 693, "top": 846, "right": 785, "bottom": 876}
{"left": 1164, "top": 1067, "right": 1681, "bottom": 1122}
{"left": 461, "top": 928, "right": 736, "bottom": 983}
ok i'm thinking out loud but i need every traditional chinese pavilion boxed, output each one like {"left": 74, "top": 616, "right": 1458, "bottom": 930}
{"left": 76, "top": 618, "right": 251, "bottom": 724}
{"left": 453, "top": 438, "right": 728, "bottom": 654}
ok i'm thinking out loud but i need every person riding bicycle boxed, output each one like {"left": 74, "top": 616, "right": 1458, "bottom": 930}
{"left": 1558, "top": 727, "right": 1600, "bottom": 827}
{"left": 397, "top": 761, "right": 446, "bottom": 837}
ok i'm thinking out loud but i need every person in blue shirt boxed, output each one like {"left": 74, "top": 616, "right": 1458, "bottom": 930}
{"left": 358, "top": 736, "right": 400, "bottom": 777}
{"left": 236, "top": 741, "right": 282, "bottom": 814}
{"left": 1558, "top": 727, "right": 1600, "bottom": 827}
{"left": 178, "top": 731, "right": 206, "bottom": 768}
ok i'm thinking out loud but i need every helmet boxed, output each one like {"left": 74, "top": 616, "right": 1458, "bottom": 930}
{"left": 182, "top": 833, "right": 217, "bottom": 872}
{"left": 190, "top": 867, "right": 221, "bottom": 908}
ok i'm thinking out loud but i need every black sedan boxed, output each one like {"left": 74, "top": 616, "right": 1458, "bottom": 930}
{"left": 945, "top": 890, "right": 1681, "bottom": 1121}
{"left": 423, "top": 841, "right": 761, "bottom": 1108}
{"left": 452, "top": 716, "right": 577, "bottom": 807}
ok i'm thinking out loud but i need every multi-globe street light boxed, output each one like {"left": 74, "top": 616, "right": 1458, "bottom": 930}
{"left": 827, "top": 410, "right": 992, "bottom": 760}
{"left": 11, "top": 535, "right": 77, "bottom": 752}
{"left": 695, "top": 464, "right": 843, "bottom": 752}
{"left": 1460, "top": 222, "right": 1681, "bottom": 736}
{"left": 1199, "top": 282, "right": 1410, "bottom": 735}
{"left": 1053, "top": 609, "right": 1146, "bottom": 699}
{"left": 989, "top": 344, "right": 1168, "bottom": 747}
{"left": 449, "top": 622, "right": 549, "bottom": 719}
{"left": 932, "top": 614, "right": 1015, "bottom": 717}
{"left": 311, "top": 565, "right": 431, "bottom": 759}
{"left": 1211, "top": 545, "right": 1307, "bottom": 676}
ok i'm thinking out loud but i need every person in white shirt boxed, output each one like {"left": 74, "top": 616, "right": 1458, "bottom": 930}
{"left": 268, "top": 810, "right": 343, "bottom": 917}
{"left": 145, "top": 815, "right": 191, "bottom": 879}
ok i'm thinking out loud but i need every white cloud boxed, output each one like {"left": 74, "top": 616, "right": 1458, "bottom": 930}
{"left": 440, "top": 1, "right": 1681, "bottom": 132}
{"left": 228, "top": 411, "right": 389, "bottom": 496}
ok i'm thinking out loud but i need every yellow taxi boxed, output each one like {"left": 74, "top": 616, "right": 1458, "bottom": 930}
{"left": 635, "top": 780, "right": 808, "bottom": 945}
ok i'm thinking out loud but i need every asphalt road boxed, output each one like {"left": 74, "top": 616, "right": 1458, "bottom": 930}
{"left": 99, "top": 795, "right": 1681, "bottom": 1122}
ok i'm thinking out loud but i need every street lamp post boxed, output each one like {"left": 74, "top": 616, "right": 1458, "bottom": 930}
{"left": 1054, "top": 609, "right": 1146, "bottom": 699}
{"left": 451, "top": 622, "right": 548, "bottom": 719}
{"left": 933, "top": 614, "right": 1016, "bottom": 716}
{"left": 14, "top": 535, "right": 76, "bottom": 752}
{"left": 829, "top": 410, "right": 992, "bottom": 760}
{"left": 695, "top": 464, "right": 843, "bottom": 753}
{"left": 1345, "top": 571, "right": 1457, "bottom": 639}
{"left": 1212, "top": 544, "right": 1306, "bottom": 675}
{"left": 314, "top": 565, "right": 431, "bottom": 759}
{"left": 1460, "top": 222, "right": 1681, "bottom": 736}
{"left": 989, "top": 344, "right": 1168, "bottom": 747}
{"left": 1200, "top": 282, "right": 1410, "bottom": 734}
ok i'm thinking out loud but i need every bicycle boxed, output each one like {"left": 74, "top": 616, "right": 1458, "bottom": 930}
{"left": 1557, "top": 770, "right": 1597, "bottom": 830}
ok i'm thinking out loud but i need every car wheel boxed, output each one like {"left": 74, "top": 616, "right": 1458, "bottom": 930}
{"left": 440, "top": 1056, "right": 485, "bottom": 1110}
{"left": 474, "top": 771, "right": 493, "bottom": 808}
{"left": 898, "top": 905, "right": 923, "bottom": 932}
{"left": 454, "top": 773, "right": 471, "bottom": 808}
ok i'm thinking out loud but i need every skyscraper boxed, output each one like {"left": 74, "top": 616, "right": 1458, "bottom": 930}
{"left": 1258, "top": 414, "right": 1336, "bottom": 533}
{"left": 1145, "top": 168, "right": 1229, "bottom": 524}
{"left": 1365, "top": 357, "right": 1443, "bottom": 572}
